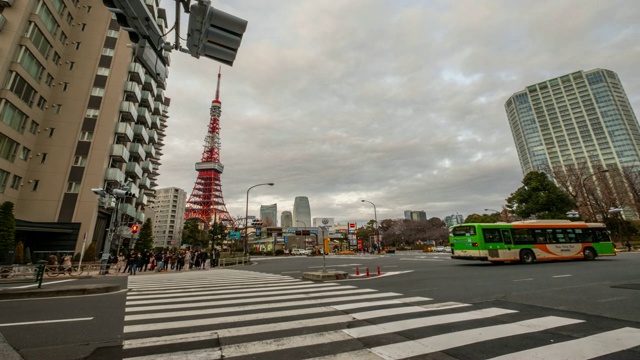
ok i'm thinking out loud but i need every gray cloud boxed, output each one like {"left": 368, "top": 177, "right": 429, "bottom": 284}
{"left": 157, "top": 0, "right": 640, "bottom": 224}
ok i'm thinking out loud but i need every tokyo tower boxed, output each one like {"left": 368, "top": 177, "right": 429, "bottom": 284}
{"left": 184, "top": 68, "right": 232, "bottom": 225}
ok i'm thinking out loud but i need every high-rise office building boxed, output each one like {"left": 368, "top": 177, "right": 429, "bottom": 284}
{"left": 292, "top": 196, "right": 311, "bottom": 228}
{"left": 280, "top": 211, "right": 292, "bottom": 227}
{"left": 0, "top": 1, "right": 170, "bottom": 258}
{"left": 260, "top": 203, "right": 277, "bottom": 226}
{"left": 506, "top": 69, "right": 640, "bottom": 175}
{"left": 150, "top": 187, "right": 186, "bottom": 249}
{"left": 404, "top": 210, "right": 427, "bottom": 221}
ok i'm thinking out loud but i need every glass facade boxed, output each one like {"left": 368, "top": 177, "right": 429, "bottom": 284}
{"left": 505, "top": 69, "right": 640, "bottom": 175}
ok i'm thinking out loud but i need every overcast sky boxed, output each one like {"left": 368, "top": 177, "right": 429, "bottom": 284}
{"left": 156, "top": 0, "right": 640, "bottom": 225}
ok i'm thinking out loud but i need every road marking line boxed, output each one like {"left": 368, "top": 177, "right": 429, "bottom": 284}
{"left": 11, "top": 279, "right": 76, "bottom": 289}
{"left": 512, "top": 278, "right": 534, "bottom": 282}
{"left": 552, "top": 274, "right": 572, "bottom": 278}
{"left": 0, "top": 317, "right": 93, "bottom": 327}
{"left": 487, "top": 327, "right": 640, "bottom": 360}
{"left": 343, "top": 308, "right": 517, "bottom": 338}
{"left": 596, "top": 296, "right": 628, "bottom": 302}
{"left": 305, "top": 349, "right": 385, "bottom": 360}
{"left": 124, "top": 347, "right": 222, "bottom": 360}
{"left": 125, "top": 289, "right": 402, "bottom": 313}
{"left": 331, "top": 297, "right": 433, "bottom": 310}
{"left": 370, "top": 316, "right": 584, "bottom": 359}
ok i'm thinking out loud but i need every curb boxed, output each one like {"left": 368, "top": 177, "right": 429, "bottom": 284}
{"left": 0, "top": 284, "right": 121, "bottom": 300}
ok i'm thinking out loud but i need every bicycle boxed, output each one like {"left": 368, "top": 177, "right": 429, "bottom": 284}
{"left": 44, "top": 265, "right": 84, "bottom": 277}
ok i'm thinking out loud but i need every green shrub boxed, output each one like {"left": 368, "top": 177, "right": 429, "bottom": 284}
{"left": 84, "top": 242, "right": 97, "bottom": 262}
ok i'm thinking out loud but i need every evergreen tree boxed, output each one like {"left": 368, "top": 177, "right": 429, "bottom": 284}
{"left": 24, "top": 247, "right": 32, "bottom": 264}
{"left": 0, "top": 201, "right": 16, "bottom": 264}
{"left": 506, "top": 171, "right": 576, "bottom": 219}
{"left": 209, "top": 222, "right": 227, "bottom": 248}
{"left": 135, "top": 218, "right": 154, "bottom": 252}
{"left": 14, "top": 241, "right": 24, "bottom": 264}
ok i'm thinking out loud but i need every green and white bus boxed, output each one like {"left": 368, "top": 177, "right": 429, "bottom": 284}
{"left": 449, "top": 220, "right": 617, "bottom": 264}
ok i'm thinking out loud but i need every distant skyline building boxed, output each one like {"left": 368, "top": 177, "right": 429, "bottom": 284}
{"left": 404, "top": 210, "right": 427, "bottom": 221}
{"left": 293, "top": 196, "right": 311, "bottom": 228}
{"left": 260, "top": 203, "right": 277, "bottom": 226}
{"left": 506, "top": 68, "right": 640, "bottom": 175}
{"left": 444, "top": 214, "right": 465, "bottom": 228}
{"left": 151, "top": 187, "right": 186, "bottom": 248}
{"left": 281, "top": 211, "right": 292, "bottom": 227}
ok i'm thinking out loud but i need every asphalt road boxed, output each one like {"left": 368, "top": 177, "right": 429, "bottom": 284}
{"left": 0, "top": 251, "right": 638, "bottom": 359}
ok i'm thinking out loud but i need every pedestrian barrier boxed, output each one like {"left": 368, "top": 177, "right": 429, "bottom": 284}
{"left": 377, "top": 266, "right": 381, "bottom": 276}
{"left": 0, "top": 264, "right": 46, "bottom": 288}
{"left": 366, "top": 267, "right": 370, "bottom": 278}
{"left": 355, "top": 266, "right": 360, "bottom": 276}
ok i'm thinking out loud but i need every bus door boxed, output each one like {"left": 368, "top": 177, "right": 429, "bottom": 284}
{"left": 499, "top": 229, "right": 519, "bottom": 261}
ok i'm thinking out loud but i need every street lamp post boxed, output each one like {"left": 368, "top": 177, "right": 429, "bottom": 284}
{"left": 361, "top": 200, "right": 379, "bottom": 252}
{"left": 582, "top": 169, "right": 609, "bottom": 221}
{"left": 244, "top": 183, "right": 274, "bottom": 255}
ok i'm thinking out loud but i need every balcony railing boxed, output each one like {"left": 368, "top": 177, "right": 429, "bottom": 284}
{"left": 110, "top": 144, "right": 130, "bottom": 163}
{"left": 128, "top": 63, "right": 145, "bottom": 84}
{"left": 114, "top": 122, "right": 134, "bottom": 142}
{"left": 133, "top": 125, "right": 150, "bottom": 145}
{"left": 119, "top": 101, "right": 138, "bottom": 122}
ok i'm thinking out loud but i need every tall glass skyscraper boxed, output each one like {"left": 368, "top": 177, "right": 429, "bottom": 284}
{"left": 260, "top": 203, "right": 278, "bottom": 226}
{"left": 293, "top": 196, "right": 311, "bottom": 228}
{"left": 505, "top": 69, "right": 640, "bottom": 175}
{"left": 281, "top": 211, "right": 292, "bottom": 227}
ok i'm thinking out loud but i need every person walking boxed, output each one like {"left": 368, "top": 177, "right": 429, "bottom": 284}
{"left": 115, "top": 252, "right": 125, "bottom": 274}
{"left": 128, "top": 251, "right": 139, "bottom": 275}
{"left": 626, "top": 241, "right": 632, "bottom": 252}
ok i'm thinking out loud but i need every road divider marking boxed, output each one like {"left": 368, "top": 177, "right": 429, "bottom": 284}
{"left": 552, "top": 275, "right": 572, "bottom": 278}
{"left": 0, "top": 317, "right": 93, "bottom": 327}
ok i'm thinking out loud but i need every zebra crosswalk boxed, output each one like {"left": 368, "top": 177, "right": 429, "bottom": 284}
{"left": 121, "top": 269, "right": 640, "bottom": 359}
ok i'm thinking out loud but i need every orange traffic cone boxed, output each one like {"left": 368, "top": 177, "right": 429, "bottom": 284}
{"left": 377, "top": 266, "right": 381, "bottom": 276}
{"left": 366, "top": 267, "right": 370, "bottom": 278}
{"left": 355, "top": 267, "right": 360, "bottom": 276}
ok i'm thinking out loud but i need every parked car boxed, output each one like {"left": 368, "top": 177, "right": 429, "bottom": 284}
{"left": 434, "top": 246, "right": 445, "bottom": 252}
{"left": 443, "top": 246, "right": 452, "bottom": 253}
{"left": 291, "top": 248, "right": 310, "bottom": 256}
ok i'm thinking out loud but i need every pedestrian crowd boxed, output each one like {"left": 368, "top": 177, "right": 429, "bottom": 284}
{"left": 113, "top": 249, "right": 222, "bottom": 275}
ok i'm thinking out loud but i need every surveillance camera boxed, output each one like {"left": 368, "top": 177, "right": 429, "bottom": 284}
{"left": 91, "top": 188, "right": 106, "bottom": 196}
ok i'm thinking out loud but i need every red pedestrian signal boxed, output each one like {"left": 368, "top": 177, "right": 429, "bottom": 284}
{"left": 131, "top": 224, "right": 139, "bottom": 234}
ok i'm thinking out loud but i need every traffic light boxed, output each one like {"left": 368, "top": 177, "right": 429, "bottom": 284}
{"left": 101, "top": 0, "right": 168, "bottom": 86}
{"left": 131, "top": 224, "right": 139, "bottom": 235}
{"left": 186, "top": 0, "right": 248, "bottom": 66}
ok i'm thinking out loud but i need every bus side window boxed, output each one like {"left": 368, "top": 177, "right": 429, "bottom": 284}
{"left": 566, "top": 229, "right": 577, "bottom": 243}
{"left": 555, "top": 229, "right": 566, "bottom": 243}
{"left": 483, "top": 229, "right": 502, "bottom": 243}
{"left": 576, "top": 229, "right": 593, "bottom": 243}
{"left": 513, "top": 229, "right": 534, "bottom": 244}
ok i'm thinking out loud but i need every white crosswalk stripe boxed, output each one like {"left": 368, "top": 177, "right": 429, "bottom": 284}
{"left": 122, "top": 269, "right": 640, "bottom": 360}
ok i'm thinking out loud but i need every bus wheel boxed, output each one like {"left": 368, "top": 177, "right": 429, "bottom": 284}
{"left": 519, "top": 250, "right": 535, "bottom": 264}
{"left": 583, "top": 248, "right": 596, "bottom": 261}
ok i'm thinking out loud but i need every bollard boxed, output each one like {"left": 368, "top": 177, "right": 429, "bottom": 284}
{"left": 36, "top": 264, "right": 45, "bottom": 288}
{"left": 355, "top": 267, "right": 360, "bottom": 276}
{"left": 377, "top": 266, "right": 381, "bottom": 276}
{"left": 366, "top": 267, "right": 370, "bottom": 278}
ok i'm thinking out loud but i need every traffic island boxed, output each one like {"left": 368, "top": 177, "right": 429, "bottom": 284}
{"left": 302, "top": 271, "right": 349, "bottom": 281}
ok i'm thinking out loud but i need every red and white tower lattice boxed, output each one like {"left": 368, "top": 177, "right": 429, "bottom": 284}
{"left": 184, "top": 68, "right": 232, "bottom": 225}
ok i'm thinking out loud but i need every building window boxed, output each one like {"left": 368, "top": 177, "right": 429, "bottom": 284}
{"left": 16, "top": 47, "right": 45, "bottom": 81}
{"left": 36, "top": 1, "right": 59, "bottom": 36}
{"left": 0, "top": 169, "right": 8, "bottom": 193}
{"left": 62, "top": 82, "right": 69, "bottom": 91}
{"left": 85, "top": 109, "right": 99, "bottom": 118}
{"left": 0, "top": 134, "right": 19, "bottom": 162}
{"left": 66, "top": 12, "right": 73, "bottom": 25}
{"left": 74, "top": 42, "right": 81, "bottom": 50}
{"left": 66, "top": 181, "right": 80, "bottom": 193}
{"left": 48, "top": 128, "right": 55, "bottom": 137}
{"left": 45, "top": 74, "right": 54, "bottom": 87}
{"left": 80, "top": 23, "right": 87, "bottom": 31}
{"left": 19, "top": 147, "right": 31, "bottom": 161}
{"left": 91, "top": 87, "right": 104, "bottom": 97}
{"left": 106, "top": 29, "right": 119, "bottom": 38}
{"left": 32, "top": 179, "right": 40, "bottom": 191}
{"left": 73, "top": 155, "right": 87, "bottom": 166}
{"left": 53, "top": 104, "right": 62, "bottom": 114}
{"left": 59, "top": 31, "right": 67, "bottom": 44}
{"left": 25, "top": 22, "right": 52, "bottom": 59}
{"left": 37, "top": 96, "right": 47, "bottom": 110}
{"left": 79, "top": 131, "right": 93, "bottom": 141}
{"left": 97, "top": 67, "right": 110, "bottom": 76}
{"left": 10, "top": 175, "right": 22, "bottom": 190}
{"left": 52, "top": 52, "right": 61, "bottom": 64}
{"left": 50, "top": 0, "right": 66, "bottom": 15}
{"left": 29, "top": 120, "right": 39, "bottom": 135}
{"left": 101, "top": 48, "right": 115, "bottom": 57}
{"left": 0, "top": 101, "right": 28, "bottom": 134}
{"left": 40, "top": 152, "right": 47, "bottom": 164}
{"left": 68, "top": 61, "right": 75, "bottom": 70}
{"left": 5, "top": 72, "right": 36, "bottom": 107}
